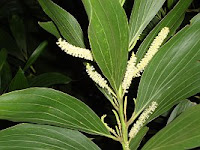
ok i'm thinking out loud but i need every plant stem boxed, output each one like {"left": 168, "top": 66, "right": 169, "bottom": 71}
{"left": 118, "top": 96, "right": 129, "bottom": 150}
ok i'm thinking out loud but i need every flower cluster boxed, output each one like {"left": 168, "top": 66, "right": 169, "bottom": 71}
{"left": 122, "top": 27, "right": 169, "bottom": 92}
{"left": 56, "top": 38, "right": 93, "bottom": 61}
{"left": 86, "top": 63, "right": 113, "bottom": 94}
{"left": 129, "top": 101, "right": 158, "bottom": 138}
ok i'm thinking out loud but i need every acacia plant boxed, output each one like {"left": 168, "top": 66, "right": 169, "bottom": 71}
{"left": 0, "top": 0, "right": 200, "bottom": 150}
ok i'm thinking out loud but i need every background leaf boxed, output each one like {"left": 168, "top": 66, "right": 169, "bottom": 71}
{"left": 0, "top": 87, "right": 110, "bottom": 136}
{"left": 23, "top": 41, "right": 48, "bottom": 71}
{"left": 142, "top": 104, "right": 200, "bottom": 150}
{"left": 136, "top": 0, "right": 193, "bottom": 64}
{"left": 129, "top": 127, "right": 149, "bottom": 150}
{"left": 38, "top": 0, "right": 85, "bottom": 47}
{"left": 38, "top": 21, "right": 60, "bottom": 38}
{"left": 129, "top": 0, "right": 165, "bottom": 49}
{"left": 135, "top": 14, "right": 200, "bottom": 121}
{"left": 0, "top": 48, "right": 7, "bottom": 71}
{"left": 0, "top": 123, "right": 100, "bottom": 150}
{"left": 29, "top": 72, "right": 71, "bottom": 87}
{"left": 167, "top": 99, "right": 196, "bottom": 124}
{"left": 84, "top": 0, "right": 129, "bottom": 91}
{"left": 8, "top": 67, "right": 28, "bottom": 92}
{"left": 0, "top": 28, "right": 24, "bottom": 61}
{"left": 9, "top": 15, "right": 27, "bottom": 57}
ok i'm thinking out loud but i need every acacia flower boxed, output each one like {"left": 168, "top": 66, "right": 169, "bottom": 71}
{"left": 56, "top": 38, "right": 93, "bottom": 61}
{"left": 122, "top": 27, "right": 169, "bottom": 92}
{"left": 129, "top": 101, "right": 158, "bottom": 138}
{"left": 86, "top": 63, "right": 113, "bottom": 94}
{"left": 136, "top": 27, "right": 169, "bottom": 73}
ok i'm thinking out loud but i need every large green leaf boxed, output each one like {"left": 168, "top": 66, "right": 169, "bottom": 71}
{"left": 136, "top": 0, "right": 193, "bottom": 64}
{"left": 129, "top": 127, "right": 149, "bottom": 150}
{"left": 23, "top": 41, "right": 48, "bottom": 71}
{"left": 38, "top": 0, "right": 85, "bottom": 48}
{"left": 38, "top": 21, "right": 60, "bottom": 38}
{"left": 0, "top": 87, "right": 110, "bottom": 136}
{"left": 0, "top": 123, "right": 100, "bottom": 150}
{"left": 135, "top": 14, "right": 200, "bottom": 120}
{"left": 129, "top": 0, "right": 165, "bottom": 49}
{"left": 167, "top": 99, "right": 196, "bottom": 124}
{"left": 29, "top": 72, "right": 71, "bottom": 87}
{"left": 142, "top": 104, "right": 200, "bottom": 150}
{"left": 8, "top": 68, "right": 28, "bottom": 92}
{"left": 83, "top": 0, "right": 129, "bottom": 91}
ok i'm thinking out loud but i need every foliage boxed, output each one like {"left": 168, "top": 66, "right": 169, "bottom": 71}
{"left": 0, "top": 0, "right": 199, "bottom": 150}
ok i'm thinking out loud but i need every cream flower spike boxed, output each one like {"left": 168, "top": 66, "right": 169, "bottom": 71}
{"left": 122, "top": 52, "right": 139, "bottom": 92}
{"left": 122, "top": 27, "right": 169, "bottom": 92}
{"left": 86, "top": 63, "right": 113, "bottom": 94}
{"left": 136, "top": 27, "right": 170, "bottom": 73}
{"left": 56, "top": 38, "right": 93, "bottom": 61}
{"left": 129, "top": 101, "right": 158, "bottom": 138}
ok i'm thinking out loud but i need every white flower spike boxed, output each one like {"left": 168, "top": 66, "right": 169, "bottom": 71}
{"left": 86, "top": 63, "right": 113, "bottom": 94}
{"left": 56, "top": 38, "right": 93, "bottom": 61}
{"left": 129, "top": 101, "right": 158, "bottom": 138}
{"left": 122, "top": 27, "right": 169, "bottom": 92}
{"left": 136, "top": 27, "right": 169, "bottom": 73}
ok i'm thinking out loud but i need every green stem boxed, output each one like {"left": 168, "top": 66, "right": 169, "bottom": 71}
{"left": 118, "top": 97, "right": 129, "bottom": 150}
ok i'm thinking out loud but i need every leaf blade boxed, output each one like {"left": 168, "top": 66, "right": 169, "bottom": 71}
{"left": 0, "top": 123, "right": 100, "bottom": 150}
{"left": 84, "top": 0, "right": 129, "bottom": 91}
{"left": 129, "top": 0, "right": 165, "bottom": 49}
{"left": 135, "top": 14, "right": 200, "bottom": 120}
{"left": 136, "top": 0, "right": 193, "bottom": 64}
{"left": 29, "top": 72, "right": 71, "bottom": 87}
{"left": 38, "top": 0, "right": 85, "bottom": 47}
{"left": 0, "top": 87, "right": 110, "bottom": 136}
{"left": 142, "top": 104, "right": 200, "bottom": 150}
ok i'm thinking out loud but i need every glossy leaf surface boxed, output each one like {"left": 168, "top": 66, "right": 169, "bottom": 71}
{"left": 38, "top": 21, "right": 60, "bottom": 38}
{"left": 0, "top": 123, "right": 100, "bottom": 150}
{"left": 83, "top": 0, "right": 129, "bottom": 91}
{"left": 0, "top": 88, "right": 110, "bottom": 136}
{"left": 135, "top": 14, "right": 200, "bottom": 121}
{"left": 136, "top": 0, "right": 193, "bottom": 64}
{"left": 129, "top": 0, "right": 165, "bottom": 49}
{"left": 38, "top": 0, "right": 85, "bottom": 47}
{"left": 142, "top": 104, "right": 200, "bottom": 150}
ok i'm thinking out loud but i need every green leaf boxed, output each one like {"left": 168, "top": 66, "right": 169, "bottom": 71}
{"left": 0, "top": 123, "right": 100, "bottom": 150}
{"left": 38, "top": 21, "right": 60, "bottom": 38}
{"left": 0, "top": 28, "right": 24, "bottom": 61}
{"left": 129, "top": 127, "right": 149, "bottom": 150}
{"left": 135, "top": 14, "right": 200, "bottom": 121}
{"left": 167, "top": 0, "right": 179, "bottom": 9}
{"left": 0, "top": 87, "right": 110, "bottom": 136}
{"left": 23, "top": 41, "right": 48, "bottom": 71}
{"left": 38, "top": 0, "right": 85, "bottom": 47}
{"left": 0, "top": 48, "right": 7, "bottom": 72}
{"left": 142, "top": 104, "right": 200, "bottom": 150}
{"left": 0, "top": 61, "right": 12, "bottom": 94}
{"left": 8, "top": 68, "right": 28, "bottom": 92}
{"left": 167, "top": 99, "right": 196, "bottom": 124}
{"left": 129, "top": 0, "right": 165, "bottom": 49}
{"left": 9, "top": 15, "right": 27, "bottom": 56}
{"left": 136, "top": 0, "right": 193, "bottom": 64}
{"left": 29, "top": 72, "right": 71, "bottom": 87}
{"left": 83, "top": 0, "right": 129, "bottom": 91}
